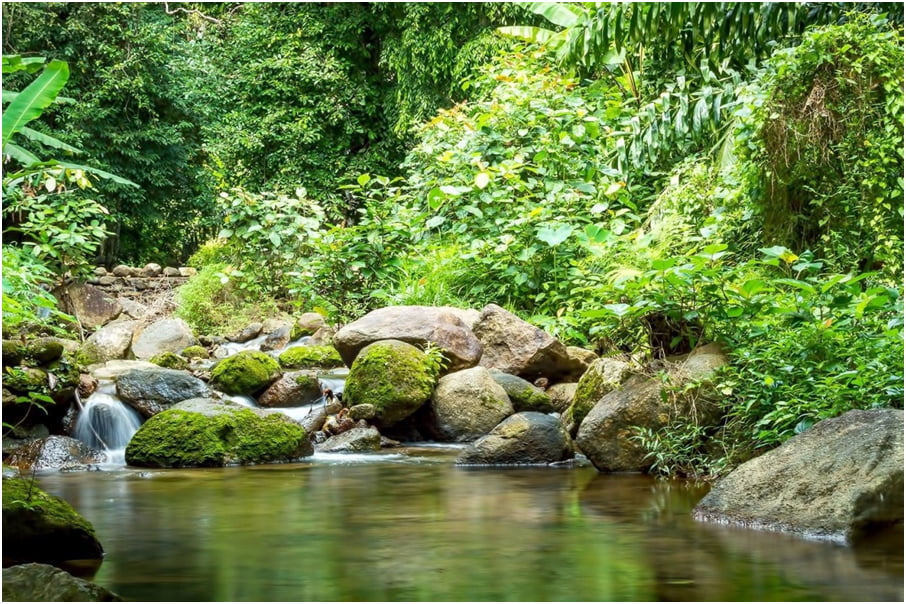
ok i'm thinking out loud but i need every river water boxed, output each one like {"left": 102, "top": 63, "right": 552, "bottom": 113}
{"left": 37, "top": 447, "right": 903, "bottom": 602}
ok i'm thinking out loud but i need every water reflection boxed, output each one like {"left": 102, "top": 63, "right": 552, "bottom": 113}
{"left": 37, "top": 452, "right": 903, "bottom": 602}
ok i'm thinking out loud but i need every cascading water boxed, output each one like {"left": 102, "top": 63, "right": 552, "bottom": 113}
{"left": 74, "top": 381, "right": 143, "bottom": 465}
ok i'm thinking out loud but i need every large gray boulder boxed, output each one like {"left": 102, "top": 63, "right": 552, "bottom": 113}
{"left": 576, "top": 343, "right": 729, "bottom": 472}
{"left": 334, "top": 306, "right": 482, "bottom": 371}
{"left": 257, "top": 371, "right": 323, "bottom": 408}
{"left": 130, "top": 318, "right": 197, "bottom": 360}
{"left": 456, "top": 412, "right": 573, "bottom": 465}
{"left": 3, "top": 563, "right": 123, "bottom": 602}
{"left": 54, "top": 283, "right": 121, "bottom": 329}
{"left": 694, "top": 409, "right": 904, "bottom": 544}
{"left": 5, "top": 436, "right": 106, "bottom": 472}
{"left": 80, "top": 320, "right": 138, "bottom": 364}
{"left": 423, "top": 366, "right": 514, "bottom": 442}
{"left": 563, "top": 357, "right": 632, "bottom": 436}
{"left": 116, "top": 368, "right": 212, "bottom": 418}
{"left": 473, "top": 304, "right": 580, "bottom": 381}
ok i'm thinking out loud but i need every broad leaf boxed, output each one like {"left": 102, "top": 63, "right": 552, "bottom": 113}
{"left": 519, "top": 2, "right": 583, "bottom": 27}
{"left": 2, "top": 59, "right": 70, "bottom": 149}
{"left": 536, "top": 223, "right": 573, "bottom": 247}
{"left": 19, "top": 126, "right": 82, "bottom": 155}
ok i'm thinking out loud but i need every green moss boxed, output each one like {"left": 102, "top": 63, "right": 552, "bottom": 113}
{"left": 2, "top": 340, "right": 25, "bottom": 367}
{"left": 491, "top": 371, "right": 554, "bottom": 413}
{"left": 182, "top": 345, "right": 209, "bottom": 359}
{"left": 150, "top": 351, "right": 189, "bottom": 370}
{"left": 3, "top": 366, "right": 48, "bottom": 395}
{"left": 2, "top": 477, "right": 95, "bottom": 534}
{"left": 344, "top": 340, "right": 436, "bottom": 427}
{"left": 210, "top": 350, "right": 281, "bottom": 395}
{"left": 278, "top": 345, "right": 343, "bottom": 369}
{"left": 124, "top": 407, "right": 308, "bottom": 468}
{"left": 24, "top": 338, "right": 65, "bottom": 365}
{"left": 294, "top": 373, "right": 320, "bottom": 391}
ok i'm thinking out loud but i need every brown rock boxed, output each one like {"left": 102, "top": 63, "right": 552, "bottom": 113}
{"left": 53, "top": 283, "right": 122, "bottom": 329}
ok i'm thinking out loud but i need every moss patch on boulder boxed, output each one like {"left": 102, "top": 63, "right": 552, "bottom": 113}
{"left": 124, "top": 401, "right": 311, "bottom": 467}
{"left": 278, "top": 345, "right": 343, "bottom": 369}
{"left": 564, "top": 357, "right": 631, "bottom": 434}
{"left": 150, "top": 352, "right": 189, "bottom": 370}
{"left": 344, "top": 340, "right": 436, "bottom": 428}
{"left": 490, "top": 370, "right": 554, "bottom": 413}
{"left": 209, "top": 350, "right": 281, "bottom": 395}
{"left": 181, "top": 345, "right": 209, "bottom": 359}
{"left": 2, "top": 477, "right": 104, "bottom": 567}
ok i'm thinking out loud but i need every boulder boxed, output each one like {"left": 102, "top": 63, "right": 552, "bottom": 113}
{"left": 293, "top": 312, "right": 327, "bottom": 339}
{"left": 116, "top": 368, "right": 213, "bottom": 418}
{"left": 209, "top": 350, "right": 281, "bottom": 396}
{"left": 162, "top": 266, "right": 181, "bottom": 277}
{"left": 343, "top": 340, "right": 436, "bottom": 428}
{"left": 576, "top": 344, "right": 729, "bottom": 472}
{"left": 456, "top": 412, "right": 573, "bottom": 465}
{"left": 87, "top": 359, "right": 157, "bottom": 380}
{"left": 694, "top": 409, "right": 904, "bottom": 544}
{"left": 80, "top": 321, "right": 139, "bottom": 365}
{"left": 317, "top": 426, "right": 381, "bottom": 452}
{"left": 24, "top": 338, "right": 65, "bottom": 364}
{"left": 6, "top": 436, "right": 106, "bottom": 472}
{"left": 547, "top": 382, "right": 577, "bottom": 413}
{"left": 489, "top": 370, "right": 555, "bottom": 413}
{"left": 3, "top": 563, "right": 123, "bottom": 601}
{"left": 111, "top": 264, "right": 134, "bottom": 277}
{"left": 565, "top": 346, "right": 599, "bottom": 379}
{"left": 348, "top": 404, "right": 376, "bottom": 421}
{"left": 124, "top": 398, "right": 312, "bottom": 467}
{"left": 2, "top": 477, "right": 104, "bottom": 567}
{"left": 141, "top": 263, "right": 162, "bottom": 277}
{"left": 178, "top": 267, "right": 197, "bottom": 277}
{"left": 54, "top": 283, "right": 122, "bottom": 329}
{"left": 423, "top": 366, "right": 514, "bottom": 442}
{"left": 563, "top": 357, "right": 632, "bottom": 436}
{"left": 2, "top": 340, "right": 24, "bottom": 366}
{"left": 130, "top": 318, "right": 197, "bottom": 360}
{"left": 473, "top": 304, "right": 579, "bottom": 381}
{"left": 258, "top": 371, "right": 323, "bottom": 408}
{"left": 150, "top": 351, "right": 189, "bottom": 370}
{"left": 278, "top": 345, "right": 344, "bottom": 369}
{"left": 260, "top": 324, "right": 292, "bottom": 352}
{"left": 229, "top": 322, "right": 263, "bottom": 344}
{"left": 333, "top": 305, "right": 482, "bottom": 371}
{"left": 118, "top": 298, "right": 149, "bottom": 320}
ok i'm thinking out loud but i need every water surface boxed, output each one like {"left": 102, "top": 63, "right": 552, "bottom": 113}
{"left": 37, "top": 449, "right": 903, "bottom": 601}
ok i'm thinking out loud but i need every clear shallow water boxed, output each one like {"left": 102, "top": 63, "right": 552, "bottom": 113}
{"left": 37, "top": 449, "right": 903, "bottom": 602}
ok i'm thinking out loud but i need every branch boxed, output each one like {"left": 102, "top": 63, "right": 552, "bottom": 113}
{"left": 163, "top": 2, "right": 222, "bottom": 25}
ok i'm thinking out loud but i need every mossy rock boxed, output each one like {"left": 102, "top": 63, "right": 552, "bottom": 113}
{"left": 3, "top": 367, "right": 49, "bottom": 395}
{"left": 2, "top": 477, "right": 104, "bottom": 567}
{"left": 564, "top": 358, "right": 631, "bottom": 434}
{"left": 124, "top": 399, "right": 312, "bottom": 467}
{"left": 344, "top": 340, "right": 436, "bottom": 428}
{"left": 489, "top": 370, "right": 554, "bottom": 413}
{"left": 278, "top": 345, "right": 343, "bottom": 369}
{"left": 24, "top": 338, "right": 65, "bottom": 365}
{"left": 150, "top": 351, "right": 189, "bottom": 370}
{"left": 181, "top": 345, "right": 209, "bottom": 360}
{"left": 209, "top": 350, "right": 281, "bottom": 395}
{"left": 2, "top": 340, "right": 25, "bottom": 367}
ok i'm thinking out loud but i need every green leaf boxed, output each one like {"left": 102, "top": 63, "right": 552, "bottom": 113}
{"left": 521, "top": 2, "right": 583, "bottom": 27}
{"left": 356, "top": 173, "right": 371, "bottom": 187}
{"left": 427, "top": 187, "right": 445, "bottom": 210}
{"left": 2, "top": 59, "right": 69, "bottom": 149}
{"left": 425, "top": 215, "right": 446, "bottom": 229}
{"left": 268, "top": 231, "right": 282, "bottom": 247}
{"left": 536, "top": 223, "right": 574, "bottom": 247}
{"left": 2, "top": 142, "right": 40, "bottom": 166}
{"left": 19, "top": 126, "right": 82, "bottom": 154}
{"left": 474, "top": 171, "right": 491, "bottom": 189}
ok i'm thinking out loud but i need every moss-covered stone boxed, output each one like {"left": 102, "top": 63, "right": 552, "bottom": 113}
{"left": 278, "top": 345, "right": 343, "bottom": 369}
{"left": 150, "top": 351, "right": 189, "bottom": 370}
{"left": 209, "top": 350, "right": 281, "bottom": 395}
{"left": 24, "top": 338, "right": 65, "bottom": 365}
{"left": 125, "top": 402, "right": 311, "bottom": 467}
{"left": 2, "top": 477, "right": 104, "bottom": 567}
{"left": 2, "top": 340, "right": 25, "bottom": 367}
{"left": 181, "top": 345, "right": 209, "bottom": 360}
{"left": 3, "top": 367, "right": 48, "bottom": 395}
{"left": 564, "top": 358, "right": 631, "bottom": 434}
{"left": 344, "top": 340, "right": 436, "bottom": 428}
{"left": 489, "top": 370, "right": 554, "bottom": 413}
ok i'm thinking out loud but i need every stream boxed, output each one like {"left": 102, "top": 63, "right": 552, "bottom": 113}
{"left": 37, "top": 450, "right": 904, "bottom": 602}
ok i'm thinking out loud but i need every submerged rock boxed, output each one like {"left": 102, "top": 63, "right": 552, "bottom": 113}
{"left": 343, "top": 340, "right": 436, "bottom": 429}
{"left": 2, "top": 477, "right": 104, "bottom": 568}
{"left": 6, "top": 436, "right": 106, "bottom": 472}
{"left": 116, "top": 368, "right": 212, "bottom": 418}
{"left": 423, "top": 366, "right": 514, "bottom": 442}
{"left": 125, "top": 398, "right": 312, "bottom": 468}
{"left": 456, "top": 412, "right": 573, "bottom": 465}
{"left": 334, "top": 305, "right": 482, "bottom": 371}
{"left": 694, "top": 408, "right": 904, "bottom": 544}
{"left": 209, "top": 350, "right": 281, "bottom": 396}
{"left": 3, "top": 563, "right": 123, "bottom": 602}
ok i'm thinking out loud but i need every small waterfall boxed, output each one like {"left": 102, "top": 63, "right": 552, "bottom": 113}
{"left": 74, "top": 381, "right": 143, "bottom": 465}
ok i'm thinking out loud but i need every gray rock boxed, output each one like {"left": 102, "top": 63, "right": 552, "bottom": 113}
{"left": 141, "top": 262, "right": 162, "bottom": 277}
{"left": 116, "top": 368, "right": 212, "bottom": 418}
{"left": 424, "top": 366, "right": 514, "bottom": 442}
{"left": 130, "top": 318, "right": 197, "bottom": 359}
{"left": 257, "top": 371, "right": 322, "bottom": 408}
{"left": 457, "top": 412, "right": 573, "bottom": 465}
{"left": 489, "top": 370, "right": 555, "bottom": 413}
{"left": 260, "top": 324, "right": 292, "bottom": 352}
{"left": 348, "top": 403, "right": 376, "bottom": 420}
{"left": 294, "top": 312, "right": 327, "bottom": 337}
{"left": 5, "top": 436, "right": 106, "bottom": 472}
{"left": 563, "top": 357, "right": 632, "bottom": 436}
{"left": 80, "top": 320, "right": 138, "bottom": 364}
{"left": 53, "top": 283, "right": 122, "bottom": 329}
{"left": 87, "top": 359, "right": 158, "bottom": 380}
{"left": 694, "top": 409, "right": 904, "bottom": 544}
{"left": 547, "top": 382, "right": 577, "bottom": 413}
{"left": 162, "top": 266, "right": 181, "bottom": 277}
{"left": 117, "top": 298, "right": 149, "bottom": 320}
{"left": 111, "top": 264, "right": 134, "bottom": 277}
{"left": 3, "top": 563, "right": 123, "bottom": 602}
{"left": 334, "top": 305, "right": 483, "bottom": 371}
{"left": 473, "top": 304, "right": 580, "bottom": 381}
{"left": 229, "top": 322, "right": 263, "bottom": 343}
{"left": 316, "top": 426, "right": 381, "bottom": 452}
